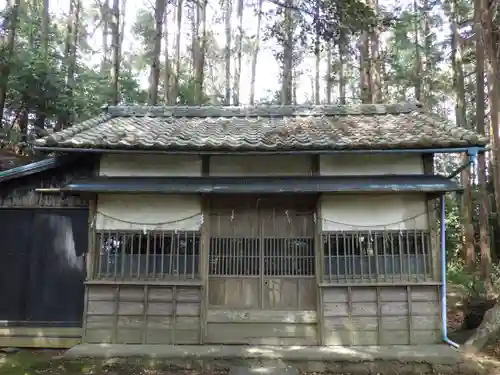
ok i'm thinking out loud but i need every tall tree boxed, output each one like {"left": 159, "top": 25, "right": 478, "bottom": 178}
{"left": 281, "top": 0, "right": 294, "bottom": 105}
{"left": 313, "top": 0, "right": 320, "bottom": 104}
{"left": 169, "top": 0, "right": 183, "bottom": 104}
{"left": 56, "top": 0, "right": 81, "bottom": 130}
{"left": 249, "top": 0, "right": 263, "bottom": 105}
{"left": 148, "top": 0, "right": 166, "bottom": 105}
{"left": 359, "top": 31, "right": 371, "bottom": 103}
{"left": 473, "top": 0, "right": 491, "bottom": 292}
{"left": 110, "top": 0, "right": 121, "bottom": 104}
{"left": 223, "top": 0, "right": 232, "bottom": 105}
{"left": 0, "top": 0, "right": 21, "bottom": 126}
{"left": 369, "top": 0, "right": 382, "bottom": 102}
{"left": 232, "top": 0, "right": 243, "bottom": 105}
{"left": 193, "top": 0, "right": 207, "bottom": 104}
{"left": 450, "top": 0, "right": 475, "bottom": 269}
{"left": 99, "top": 0, "right": 110, "bottom": 74}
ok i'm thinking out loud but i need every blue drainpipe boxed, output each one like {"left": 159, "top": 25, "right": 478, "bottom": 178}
{"left": 440, "top": 149, "right": 479, "bottom": 348}
{"left": 440, "top": 195, "right": 459, "bottom": 348}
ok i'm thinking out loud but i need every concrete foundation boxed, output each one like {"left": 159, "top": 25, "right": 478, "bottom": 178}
{"left": 62, "top": 344, "right": 487, "bottom": 375}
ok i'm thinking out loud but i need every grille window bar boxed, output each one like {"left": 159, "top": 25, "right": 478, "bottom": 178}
{"left": 93, "top": 230, "right": 200, "bottom": 280}
{"left": 322, "top": 230, "right": 432, "bottom": 283}
{"left": 208, "top": 211, "right": 315, "bottom": 277}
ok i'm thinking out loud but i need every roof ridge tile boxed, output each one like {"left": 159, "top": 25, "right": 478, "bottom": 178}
{"left": 104, "top": 102, "right": 421, "bottom": 118}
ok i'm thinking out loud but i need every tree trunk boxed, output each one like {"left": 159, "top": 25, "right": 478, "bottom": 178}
{"left": 170, "top": 0, "right": 183, "bottom": 104}
{"left": 100, "top": 0, "right": 110, "bottom": 75}
{"left": 223, "top": 0, "right": 232, "bottom": 105}
{"left": 338, "top": 36, "right": 347, "bottom": 104}
{"left": 41, "top": 0, "right": 49, "bottom": 57}
{"left": 189, "top": 4, "right": 197, "bottom": 76}
{"left": 451, "top": 0, "right": 475, "bottom": 269}
{"left": 369, "top": 0, "right": 382, "bottom": 103}
{"left": 148, "top": 0, "right": 166, "bottom": 105}
{"left": 193, "top": 0, "right": 207, "bottom": 104}
{"left": 110, "top": 0, "right": 120, "bottom": 105}
{"left": 163, "top": 3, "right": 170, "bottom": 104}
{"left": 281, "top": 0, "right": 294, "bottom": 105}
{"left": 55, "top": 0, "right": 81, "bottom": 131}
{"left": 325, "top": 43, "right": 332, "bottom": 104}
{"left": 421, "top": 0, "right": 431, "bottom": 106}
{"left": 313, "top": 0, "right": 320, "bottom": 104}
{"left": 484, "top": 0, "right": 500, "bottom": 257}
{"left": 34, "top": 0, "right": 50, "bottom": 130}
{"left": 249, "top": 0, "right": 263, "bottom": 105}
{"left": 0, "top": 0, "right": 21, "bottom": 126}
{"left": 359, "top": 32, "right": 371, "bottom": 104}
{"left": 119, "top": 0, "right": 126, "bottom": 47}
{"left": 473, "top": 0, "right": 491, "bottom": 292}
{"left": 232, "top": 0, "right": 243, "bottom": 105}
{"left": 413, "top": 0, "right": 421, "bottom": 102}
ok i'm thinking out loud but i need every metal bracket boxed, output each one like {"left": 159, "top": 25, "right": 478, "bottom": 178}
{"left": 446, "top": 147, "right": 479, "bottom": 180}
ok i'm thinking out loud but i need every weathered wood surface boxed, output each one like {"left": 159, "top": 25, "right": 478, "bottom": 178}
{"left": 205, "top": 309, "right": 318, "bottom": 345}
{"left": 321, "top": 285, "right": 441, "bottom": 346}
{"left": 207, "top": 310, "right": 317, "bottom": 324}
{"left": 0, "top": 159, "right": 95, "bottom": 207}
{"left": 84, "top": 284, "right": 202, "bottom": 344}
{"left": 208, "top": 278, "right": 316, "bottom": 309}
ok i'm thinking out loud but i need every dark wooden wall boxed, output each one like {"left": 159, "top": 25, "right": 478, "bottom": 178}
{"left": 0, "top": 158, "right": 95, "bottom": 334}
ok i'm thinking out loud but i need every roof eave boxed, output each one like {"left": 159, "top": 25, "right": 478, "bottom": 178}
{"left": 32, "top": 144, "right": 489, "bottom": 155}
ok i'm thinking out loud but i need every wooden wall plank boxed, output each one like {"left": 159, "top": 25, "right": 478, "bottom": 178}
{"left": 321, "top": 285, "right": 441, "bottom": 346}
{"left": 207, "top": 310, "right": 317, "bottom": 324}
{"left": 323, "top": 330, "right": 378, "bottom": 346}
{"left": 83, "top": 284, "right": 202, "bottom": 345}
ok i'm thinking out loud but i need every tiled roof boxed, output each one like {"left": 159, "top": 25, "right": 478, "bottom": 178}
{"left": 33, "top": 103, "right": 487, "bottom": 151}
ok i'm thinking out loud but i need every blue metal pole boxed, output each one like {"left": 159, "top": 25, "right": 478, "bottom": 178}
{"left": 440, "top": 195, "right": 460, "bottom": 348}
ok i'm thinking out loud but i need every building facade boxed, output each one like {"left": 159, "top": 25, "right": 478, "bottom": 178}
{"left": 27, "top": 103, "right": 486, "bottom": 347}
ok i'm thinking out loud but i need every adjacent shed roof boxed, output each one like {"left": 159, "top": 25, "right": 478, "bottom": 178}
{"left": 0, "top": 155, "right": 81, "bottom": 183}
{"left": 33, "top": 103, "right": 487, "bottom": 152}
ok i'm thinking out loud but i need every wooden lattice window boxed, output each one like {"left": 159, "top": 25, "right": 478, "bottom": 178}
{"left": 93, "top": 230, "right": 200, "bottom": 280}
{"left": 322, "top": 230, "right": 432, "bottom": 282}
{"left": 208, "top": 237, "right": 315, "bottom": 277}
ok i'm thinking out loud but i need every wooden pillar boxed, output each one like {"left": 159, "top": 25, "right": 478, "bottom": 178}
{"left": 86, "top": 196, "right": 97, "bottom": 279}
{"left": 83, "top": 156, "right": 100, "bottom": 343}
{"left": 200, "top": 155, "right": 210, "bottom": 343}
{"left": 312, "top": 154, "right": 324, "bottom": 345}
{"left": 422, "top": 153, "right": 440, "bottom": 281}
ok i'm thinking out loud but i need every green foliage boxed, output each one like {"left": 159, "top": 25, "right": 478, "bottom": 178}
{"left": 0, "top": 0, "right": 212, "bottom": 139}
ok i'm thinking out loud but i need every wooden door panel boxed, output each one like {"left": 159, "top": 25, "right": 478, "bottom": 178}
{"left": 208, "top": 278, "right": 260, "bottom": 308}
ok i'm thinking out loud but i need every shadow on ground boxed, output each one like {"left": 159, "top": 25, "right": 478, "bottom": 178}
{"left": 0, "top": 350, "right": 226, "bottom": 375}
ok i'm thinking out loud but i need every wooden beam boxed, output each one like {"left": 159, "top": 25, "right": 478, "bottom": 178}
{"left": 0, "top": 327, "right": 82, "bottom": 349}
